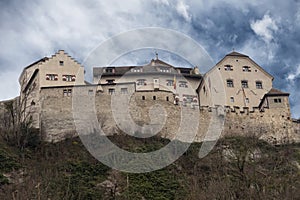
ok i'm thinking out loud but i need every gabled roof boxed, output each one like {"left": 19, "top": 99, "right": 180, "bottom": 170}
{"left": 210, "top": 51, "right": 274, "bottom": 80}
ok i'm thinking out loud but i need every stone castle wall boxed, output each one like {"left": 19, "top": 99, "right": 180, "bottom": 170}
{"left": 39, "top": 86, "right": 300, "bottom": 143}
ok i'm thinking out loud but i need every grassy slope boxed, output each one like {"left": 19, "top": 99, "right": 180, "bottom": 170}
{"left": 0, "top": 135, "right": 299, "bottom": 200}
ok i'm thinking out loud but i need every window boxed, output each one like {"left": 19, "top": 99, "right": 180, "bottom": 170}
{"left": 166, "top": 96, "right": 169, "bottom": 101}
{"left": 63, "top": 89, "right": 72, "bottom": 97}
{"left": 137, "top": 79, "right": 146, "bottom": 86}
{"left": 242, "top": 66, "right": 251, "bottom": 72}
{"left": 160, "top": 68, "right": 170, "bottom": 73}
{"left": 106, "top": 68, "right": 115, "bottom": 73}
{"left": 166, "top": 80, "right": 174, "bottom": 86}
{"left": 230, "top": 97, "right": 234, "bottom": 103}
{"left": 88, "top": 90, "right": 94, "bottom": 96}
{"left": 227, "top": 79, "right": 234, "bottom": 87}
{"left": 241, "top": 80, "right": 248, "bottom": 88}
{"left": 121, "top": 88, "right": 128, "bottom": 94}
{"left": 59, "top": 61, "right": 64, "bottom": 66}
{"left": 153, "top": 96, "right": 156, "bottom": 100}
{"left": 224, "top": 65, "right": 233, "bottom": 71}
{"left": 256, "top": 81, "right": 263, "bottom": 89}
{"left": 46, "top": 74, "right": 58, "bottom": 81}
{"left": 106, "top": 79, "right": 115, "bottom": 84}
{"left": 179, "top": 81, "right": 188, "bottom": 88}
{"left": 132, "top": 68, "right": 142, "bottom": 72}
{"left": 63, "top": 75, "right": 75, "bottom": 82}
{"left": 274, "top": 98, "right": 282, "bottom": 103}
{"left": 142, "top": 96, "right": 145, "bottom": 100}
{"left": 245, "top": 98, "right": 249, "bottom": 104}
{"left": 108, "top": 88, "right": 115, "bottom": 95}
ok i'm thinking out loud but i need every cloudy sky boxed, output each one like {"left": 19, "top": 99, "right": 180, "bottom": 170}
{"left": 0, "top": 0, "right": 299, "bottom": 118}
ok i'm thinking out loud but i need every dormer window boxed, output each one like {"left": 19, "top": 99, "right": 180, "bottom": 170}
{"left": 242, "top": 66, "right": 251, "bottom": 72}
{"left": 160, "top": 68, "right": 170, "bottom": 73}
{"left": 106, "top": 67, "right": 115, "bottom": 73}
{"left": 59, "top": 61, "right": 64, "bottom": 66}
{"left": 132, "top": 68, "right": 142, "bottom": 72}
{"left": 224, "top": 65, "right": 233, "bottom": 71}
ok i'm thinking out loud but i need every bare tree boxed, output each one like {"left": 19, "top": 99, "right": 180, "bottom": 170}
{"left": 0, "top": 73, "right": 39, "bottom": 149}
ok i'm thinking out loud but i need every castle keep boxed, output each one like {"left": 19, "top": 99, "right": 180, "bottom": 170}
{"left": 4, "top": 50, "right": 299, "bottom": 143}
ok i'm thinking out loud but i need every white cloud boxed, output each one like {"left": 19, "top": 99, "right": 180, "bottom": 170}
{"left": 154, "top": 0, "right": 169, "bottom": 6}
{"left": 250, "top": 14, "right": 279, "bottom": 43}
{"left": 176, "top": 1, "right": 192, "bottom": 22}
{"left": 287, "top": 65, "right": 300, "bottom": 82}
{"left": 285, "top": 65, "right": 300, "bottom": 118}
{"left": 0, "top": 70, "right": 20, "bottom": 101}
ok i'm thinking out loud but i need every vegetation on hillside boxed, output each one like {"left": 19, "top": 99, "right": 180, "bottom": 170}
{"left": 0, "top": 134, "right": 299, "bottom": 200}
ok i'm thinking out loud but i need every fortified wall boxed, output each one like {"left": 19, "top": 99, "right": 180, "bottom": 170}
{"left": 39, "top": 86, "right": 300, "bottom": 143}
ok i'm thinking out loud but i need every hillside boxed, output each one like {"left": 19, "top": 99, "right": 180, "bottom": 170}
{"left": 0, "top": 135, "right": 299, "bottom": 200}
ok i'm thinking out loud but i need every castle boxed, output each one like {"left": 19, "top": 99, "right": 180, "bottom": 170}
{"left": 2, "top": 50, "right": 299, "bottom": 143}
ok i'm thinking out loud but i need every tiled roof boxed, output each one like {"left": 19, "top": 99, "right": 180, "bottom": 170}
{"left": 266, "top": 88, "right": 289, "bottom": 96}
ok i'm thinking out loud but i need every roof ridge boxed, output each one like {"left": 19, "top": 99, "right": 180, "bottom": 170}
{"left": 226, "top": 51, "right": 249, "bottom": 57}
